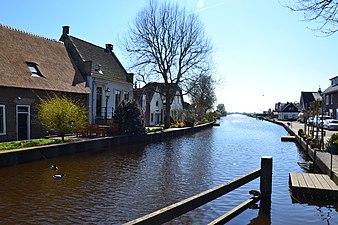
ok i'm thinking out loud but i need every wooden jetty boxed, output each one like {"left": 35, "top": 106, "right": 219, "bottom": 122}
{"left": 281, "top": 136, "right": 296, "bottom": 142}
{"left": 289, "top": 172, "right": 338, "bottom": 200}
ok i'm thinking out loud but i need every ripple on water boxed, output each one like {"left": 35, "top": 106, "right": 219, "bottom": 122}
{"left": 1, "top": 115, "right": 338, "bottom": 224}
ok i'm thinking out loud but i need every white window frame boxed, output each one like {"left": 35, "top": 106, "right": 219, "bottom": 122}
{"left": 16, "top": 105, "right": 30, "bottom": 140}
{"left": 0, "top": 105, "right": 6, "bottom": 135}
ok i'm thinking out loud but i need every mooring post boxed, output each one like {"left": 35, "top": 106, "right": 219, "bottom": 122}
{"left": 260, "top": 156, "right": 272, "bottom": 215}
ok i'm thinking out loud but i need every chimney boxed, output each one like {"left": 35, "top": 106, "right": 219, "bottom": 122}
{"left": 105, "top": 44, "right": 113, "bottom": 52}
{"left": 62, "top": 26, "right": 70, "bottom": 35}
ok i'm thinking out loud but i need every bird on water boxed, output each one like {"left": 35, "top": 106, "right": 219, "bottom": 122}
{"left": 53, "top": 174, "right": 65, "bottom": 180}
{"left": 50, "top": 165, "right": 58, "bottom": 170}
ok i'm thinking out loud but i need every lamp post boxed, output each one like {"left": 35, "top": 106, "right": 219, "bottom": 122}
{"left": 318, "top": 87, "right": 324, "bottom": 150}
{"left": 105, "top": 87, "right": 110, "bottom": 122}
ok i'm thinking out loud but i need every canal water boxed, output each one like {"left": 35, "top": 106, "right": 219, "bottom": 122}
{"left": 0, "top": 114, "right": 337, "bottom": 224}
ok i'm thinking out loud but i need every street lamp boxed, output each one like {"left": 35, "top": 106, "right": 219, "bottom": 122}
{"left": 105, "top": 87, "right": 110, "bottom": 121}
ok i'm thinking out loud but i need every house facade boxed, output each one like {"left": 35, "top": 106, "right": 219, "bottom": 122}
{"left": 0, "top": 25, "right": 90, "bottom": 142}
{"left": 134, "top": 83, "right": 185, "bottom": 126}
{"left": 299, "top": 91, "right": 322, "bottom": 113}
{"left": 60, "top": 26, "right": 133, "bottom": 124}
{"left": 323, "top": 76, "right": 338, "bottom": 119}
{"left": 276, "top": 102, "right": 300, "bottom": 121}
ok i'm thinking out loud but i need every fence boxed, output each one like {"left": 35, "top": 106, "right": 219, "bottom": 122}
{"left": 124, "top": 156, "right": 272, "bottom": 225}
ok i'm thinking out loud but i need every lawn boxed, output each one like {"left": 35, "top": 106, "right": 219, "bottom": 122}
{"left": 0, "top": 139, "right": 65, "bottom": 150}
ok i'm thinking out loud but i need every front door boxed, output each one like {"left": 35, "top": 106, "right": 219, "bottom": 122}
{"left": 17, "top": 106, "right": 30, "bottom": 140}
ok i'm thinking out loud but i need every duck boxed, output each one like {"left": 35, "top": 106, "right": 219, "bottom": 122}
{"left": 249, "top": 190, "right": 261, "bottom": 197}
{"left": 53, "top": 174, "right": 65, "bottom": 180}
{"left": 50, "top": 165, "right": 59, "bottom": 170}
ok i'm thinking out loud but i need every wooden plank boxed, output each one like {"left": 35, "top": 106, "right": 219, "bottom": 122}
{"left": 316, "top": 174, "right": 332, "bottom": 190}
{"left": 289, "top": 172, "right": 299, "bottom": 187}
{"left": 308, "top": 173, "right": 323, "bottom": 189}
{"left": 208, "top": 196, "right": 260, "bottom": 225}
{"left": 301, "top": 173, "right": 316, "bottom": 189}
{"left": 296, "top": 173, "right": 308, "bottom": 188}
{"left": 320, "top": 174, "right": 338, "bottom": 190}
{"left": 124, "top": 169, "right": 261, "bottom": 225}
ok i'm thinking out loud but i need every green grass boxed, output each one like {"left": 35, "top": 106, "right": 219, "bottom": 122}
{"left": 0, "top": 139, "right": 65, "bottom": 150}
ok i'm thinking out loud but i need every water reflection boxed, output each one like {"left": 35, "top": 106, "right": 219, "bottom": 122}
{"left": 0, "top": 115, "right": 338, "bottom": 224}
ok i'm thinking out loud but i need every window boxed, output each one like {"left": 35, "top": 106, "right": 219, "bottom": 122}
{"left": 331, "top": 95, "right": 333, "bottom": 105}
{"left": 326, "top": 95, "right": 329, "bottom": 105}
{"left": 96, "top": 87, "right": 103, "bottom": 117}
{"left": 0, "top": 105, "right": 5, "bottom": 135}
{"left": 115, "top": 90, "right": 121, "bottom": 107}
{"left": 124, "top": 91, "right": 129, "bottom": 101}
{"left": 26, "top": 62, "right": 44, "bottom": 78}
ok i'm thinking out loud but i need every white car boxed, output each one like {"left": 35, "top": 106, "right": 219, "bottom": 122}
{"left": 323, "top": 119, "right": 338, "bottom": 130}
{"left": 313, "top": 115, "right": 331, "bottom": 127}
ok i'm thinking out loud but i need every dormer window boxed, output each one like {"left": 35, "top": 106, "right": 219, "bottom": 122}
{"left": 26, "top": 62, "right": 44, "bottom": 78}
{"left": 96, "top": 64, "right": 104, "bottom": 75}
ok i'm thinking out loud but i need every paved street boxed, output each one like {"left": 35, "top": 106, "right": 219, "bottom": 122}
{"left": 277, "top": 120, "right": 338, "bottom": 185}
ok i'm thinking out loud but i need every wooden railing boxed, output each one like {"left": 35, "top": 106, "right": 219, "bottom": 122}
{"left": 124, "top": 156, "right": 272, "bottom": 225}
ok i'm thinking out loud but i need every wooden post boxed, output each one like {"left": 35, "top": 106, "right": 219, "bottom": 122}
{"left": 260, "top": 156, "right": 272, "bottom": 215}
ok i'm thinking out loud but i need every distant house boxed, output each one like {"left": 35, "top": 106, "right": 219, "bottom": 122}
{"left": 323, "top": 76, "right": 338, "bottom": 119}
{"left": 60, "top": 26, "right": 134, "bottom": 124}
{"left": 299, "top": 91, "right": 322, "bottom": 112}
{"left": 0, "top": 25, "right": 90, "bottom": 141}
{"left": 134, "top": 82, "right": 184, "bottom": 126}
{"left": 276, "top": 102, "right": 300, "bottom": 121}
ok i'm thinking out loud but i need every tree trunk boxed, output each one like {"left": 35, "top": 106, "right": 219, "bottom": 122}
{"left": 164, "top": 95, "right": 171, "bottom": 129}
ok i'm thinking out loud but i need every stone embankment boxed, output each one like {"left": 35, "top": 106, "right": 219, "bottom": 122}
{"left": 268, "top": 119, "right": 338, "bottom": 185}
{"left": 0, "top": 123, "right": 213, "bottom": 168}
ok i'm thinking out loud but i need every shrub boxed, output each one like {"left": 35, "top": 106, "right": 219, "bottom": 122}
{"left": 113, "top": 100, "right": 146, "bottom": 136}
{"left": 325, "top": 133, "right": 338, "bottom": 152}
{"left": 38, "top": 96, "right": 87, "bottom": 141}
{"left": 298, "top": 129, "right": 304, "bottom": 136}
{"left": 184, "top": 117, "right": 195, "bottom": 127}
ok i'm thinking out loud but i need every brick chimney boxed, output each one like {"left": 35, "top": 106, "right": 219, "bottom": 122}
{"left": 60, "top": 26, "right": 70, "bottom": 42}
{"left": 62, "top": 26, "right": 70, "bottom": 35}
{"left": 105, "top": 44, "right": 113, "bottom": 52}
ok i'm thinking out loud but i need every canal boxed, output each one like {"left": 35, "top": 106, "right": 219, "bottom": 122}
{"left": 0, "top": 114, "right": 337, "bottom": 224}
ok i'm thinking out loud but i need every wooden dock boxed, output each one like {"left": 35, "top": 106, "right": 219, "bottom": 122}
{"left": 289, "top": 172, "right": 338, "bottom": 200}
{"left": 281, "top": 136, "right": 296, "bottom": 142}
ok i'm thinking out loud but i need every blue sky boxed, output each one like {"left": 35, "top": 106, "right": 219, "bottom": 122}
{"left": 1, "top": 0, "right": 336, "bottom": 113}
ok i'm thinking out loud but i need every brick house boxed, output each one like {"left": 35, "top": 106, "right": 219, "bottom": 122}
{"left": 134, "top": 82, "right": 184, "bottom": 126}
{"left": 323, "top": 76, "right": 338, "bottom": 119}
{"left": 60, "top": 26, "right": 134, "bottom": 124}
{"left": 0, "top": 25, "right": 90, "bottom": 142}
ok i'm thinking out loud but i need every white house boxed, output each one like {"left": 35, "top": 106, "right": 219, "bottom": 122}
{"left": 134, "top": 82, "right": 185, "bottom": 126}
{"left": 60, "top": 26, "right": 134, "bottom": 124}
{"left": 277, "top": 102, "right": 300, "bottom": 121}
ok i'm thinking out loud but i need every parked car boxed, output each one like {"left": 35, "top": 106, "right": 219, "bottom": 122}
{"left": 307, "top": 117, "right": 313, "bottom": 125}
{"left": 313, "top": 115, "right": 331, "bottom": 127}
{"left": 323, "top": 119, "right": 338, "bottom": 130}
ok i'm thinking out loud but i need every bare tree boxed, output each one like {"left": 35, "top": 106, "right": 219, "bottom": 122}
{"left": 284, "top": 0, "right": 338, "bottom": 35}
{"left": 189, "top": 74, "right": 217, "bottom": 117}
{"left": 123, "top": 0, "right": 214, "bottom": 128}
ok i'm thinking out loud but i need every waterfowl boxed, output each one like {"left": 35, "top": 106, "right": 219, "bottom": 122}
{"left": 53, "top": 174, "right": 65, "bottom": 180}
{"left": 249, "top": 190, "right": 261, "bottom": 197}
{"left": 50, "top": 165, "right": 58, "bottom": 170}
